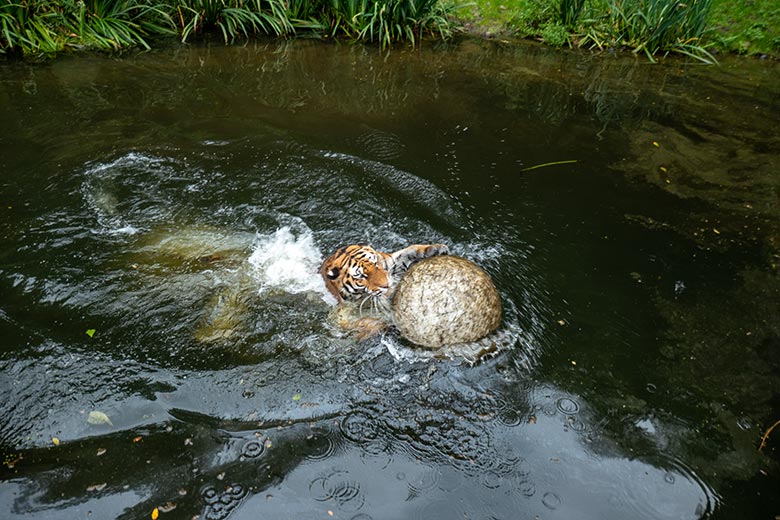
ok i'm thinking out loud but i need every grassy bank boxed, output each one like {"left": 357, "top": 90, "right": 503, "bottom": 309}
{"left": 462, "top": 0, "right": 780, "bottom": 60}
{"left": 1, "top": 0, "right": 778, "bottom": 60}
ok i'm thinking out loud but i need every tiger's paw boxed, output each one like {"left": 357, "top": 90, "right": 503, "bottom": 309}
{"left": 424, "top": 243, "right": 449, "bottom": 257}
{"left": 347, "top": 317, "right": 391, "bottom": 342}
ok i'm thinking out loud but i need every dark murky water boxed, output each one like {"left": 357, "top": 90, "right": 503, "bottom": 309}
{"left": 1, "top": 39, "right": 779, "bottom": 519}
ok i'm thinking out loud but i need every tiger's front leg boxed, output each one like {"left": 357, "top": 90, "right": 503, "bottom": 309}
{"left": 388, "top": 243, "right": 449, "bottom": 277}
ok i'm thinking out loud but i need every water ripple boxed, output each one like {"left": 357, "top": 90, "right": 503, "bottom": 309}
{"left": 309, "top": 469, "right": 365, "bottom": 512}
{"left": 340, "top": 411, "right": 381, "bottom": 444}
{"left": 201, "top": 484, "right": 247, "bottom": 520}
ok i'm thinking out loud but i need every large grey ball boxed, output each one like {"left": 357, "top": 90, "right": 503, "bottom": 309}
{"left": 391, "top": 255, "right": 502, "bottom": 348}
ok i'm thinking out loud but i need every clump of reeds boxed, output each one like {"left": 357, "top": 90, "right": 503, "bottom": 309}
{"left": 580, "top": 0, "right": 716, "bottom": 63}
{"left": 0, "top": 0, "right": 174, "bottom": 56}
{"left": 559, "top": 0, "right": 585, "bottom": 27}
{"left": 174, "top": 0, "right": 293, "bottom": 43}
{"left": 0, "top": 0, "right": 453, "bottom": 57}
{"left": 324, "top": 0, "right": 454, "bottom": 47}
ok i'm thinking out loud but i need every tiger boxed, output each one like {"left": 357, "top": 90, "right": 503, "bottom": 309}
{"left": 320, "top": 243, "right": 449, "bottom": 304}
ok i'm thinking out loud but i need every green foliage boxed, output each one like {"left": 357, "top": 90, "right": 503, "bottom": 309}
{"left": 506, "top": 0, "right": 554, "bottom": 38}
{"left": 559, "top": 0, "right": 584, "bottom": 27}
{"left": 467, "top": 0, "right": 776, "bottom": 62}
{"left": 175, "top": 0, "right": 293, "bottom": 43}
{"left": 72, "top": 0, "right": 173, "bottom": 50}
{"left": 0, "top": 0, "right": 453, "bottom": 56}
{"left": 325, "top": 0, "right": 453, "bottom": 47}
{"left": 592, "top": 0, "right": 715, "bottom": 63}
{"left": 2, "top": 0, "right": 774, "bottom": 60}
{"left": 0, "top": 0, "right": 174, "bottom": 56}
{"left": 1, "top": 1, "right": 69, "bottom": 55}
{"left": 708, "top": 0, "right": 780, "bottom": 56}
{"left": 540, "top": 21, "right": 567, "bottom": 46}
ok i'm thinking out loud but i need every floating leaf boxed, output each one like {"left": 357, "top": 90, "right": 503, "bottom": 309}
{"left": 652, "top": 141, "right": 660, "bottom": 147}
{"left": 292, "top": 393, "right": 302, "bottom": 401}
{"left": 133, "top": 436, "right": 143, "bottom": 443}
{"left": 87, "top": 411, "right": 113, "bottom": 426}
{"left": 519, "top": 159, "right": 577, "bottom": 172}
{"left": 713, "top": 228, "right": 721, "bottom": 234}
{"left": 52, "top": 437, "right": 60, "bottom": 446}
{"left": 86, "top": 329, "right": 96, "bottom": 338}
{"left": 158, "top": 502, "right": 177, "bottom": 513}
{"left": 96, "top": 448, "right": 107, "bottom": 456}
{"left": 151, "top": 507, "right": 159, "bottom": 520}
{"left": 87, "top": 483, "right": 107, "bottom": 492}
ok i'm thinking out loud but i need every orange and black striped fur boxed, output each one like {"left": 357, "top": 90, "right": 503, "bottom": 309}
{"left": 320, "top": 243, "right": 449, "bottom": 303}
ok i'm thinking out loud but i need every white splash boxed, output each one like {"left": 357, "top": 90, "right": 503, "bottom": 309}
{"left": 248, "top": 226, "right": 332, "bottom": 301}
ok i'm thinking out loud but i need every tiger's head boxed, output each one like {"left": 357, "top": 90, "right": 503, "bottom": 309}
{"left": 320, "top": 244, "right": 392, "bottom": 303}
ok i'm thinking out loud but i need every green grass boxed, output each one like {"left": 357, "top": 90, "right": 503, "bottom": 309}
{"left": 461, "top": 0, "right": 780, "bottom": 59}
{"left": 709, "top": 0, "right": 780, "bottom": 55}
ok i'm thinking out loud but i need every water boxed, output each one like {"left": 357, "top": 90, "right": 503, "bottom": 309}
{"left": 1, "top": 39, "right": 779, "bottom": 519}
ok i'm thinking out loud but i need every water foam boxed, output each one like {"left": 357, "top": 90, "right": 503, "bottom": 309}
{"left": 248, "top": 226, "right": 332, "bottom": 302}
{"left": 81, "top": 152, "right": 165, "bottom": 235}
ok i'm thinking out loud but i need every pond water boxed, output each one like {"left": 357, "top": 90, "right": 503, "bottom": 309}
{"left": 1, "top": 39, "right": 779, "bottom": 519}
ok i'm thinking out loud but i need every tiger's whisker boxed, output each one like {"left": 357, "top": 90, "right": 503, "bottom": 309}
{"left": 358, "top": 295, "right": 371, "bottom": 316}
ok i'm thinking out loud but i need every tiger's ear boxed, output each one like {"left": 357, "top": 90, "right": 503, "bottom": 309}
{"left": 326, "top": 267, "right": 340, "bottom": 280}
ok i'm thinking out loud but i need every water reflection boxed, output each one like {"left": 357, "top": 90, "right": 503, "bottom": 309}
{"left": 1, "top": 39, "right": 779, "bottom": 519}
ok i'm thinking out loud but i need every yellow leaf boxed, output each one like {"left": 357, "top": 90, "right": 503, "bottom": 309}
{"left": 652, "top": 141, "right": 660, "bottom": 147}
{"left": 292, "top": 393, "right": 302, "bottom": 401}
{"left": 659, "top": 166, "right": 667, "bottom": 172}
{"left": 87, "top": 411, "right": 113, "bottom": 426}
{"left": 52, "top": 437, "right": 60, "bottom": 446}
{"left": 713, "top": 228, "right": 720, "bottom": 235}
{"left": 151, "top": 507, "right": 159, "bottom": 520}
{"left": 86, "top": 329, "right": 96, "bottom": 338}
